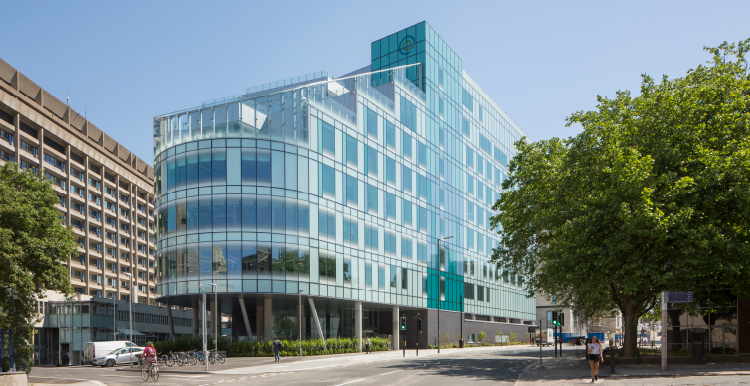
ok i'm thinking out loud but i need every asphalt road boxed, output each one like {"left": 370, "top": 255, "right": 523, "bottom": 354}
{"left": 30, "top": 345, "right": 541, "bottom": 386}
{"left": 29, "top": 346, "right": 750, "bottom": 386}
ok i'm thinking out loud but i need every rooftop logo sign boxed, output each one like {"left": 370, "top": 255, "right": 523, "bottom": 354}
{"left": 399, "top": 35, "right": 416, "bottom": 56}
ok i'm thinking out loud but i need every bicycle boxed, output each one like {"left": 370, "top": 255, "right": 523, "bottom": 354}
{"left": 164, "top": 352, "right": 177, "bottom": 367}
{"left": 141, "top": 361, "right": 159, "bottom": 382}
{"left": 208, "top": 349, "right": 225, "bottom": 364}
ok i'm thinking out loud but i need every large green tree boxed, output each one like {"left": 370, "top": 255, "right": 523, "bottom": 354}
{"left": 491, "top": 40, "right": 750, "bottom": 357}
{"left": 0, "top": 163, "right": 77, "bottom": 369}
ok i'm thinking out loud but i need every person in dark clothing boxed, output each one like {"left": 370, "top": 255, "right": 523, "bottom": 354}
{"left": 365, "top": 337, "right": 371, "bottom": 354}
{"left": 273, "top": 337, "right": 282, "bottom": 362}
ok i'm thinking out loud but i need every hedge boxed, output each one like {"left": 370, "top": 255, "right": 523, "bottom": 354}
{"left": 155, "top": 336, "right": 389, "bottom": 357}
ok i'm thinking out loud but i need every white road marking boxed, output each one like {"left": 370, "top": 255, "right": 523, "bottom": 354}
{"left": 334, "top": 379, "right": 365, "bottom": 386}
{"left": 380, "top": 370, "right": 402, "bottom": 376}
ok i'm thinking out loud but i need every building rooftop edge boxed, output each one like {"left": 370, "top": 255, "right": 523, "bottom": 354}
{"left": 0, "top": 56, "right": 155, "bottom": 178}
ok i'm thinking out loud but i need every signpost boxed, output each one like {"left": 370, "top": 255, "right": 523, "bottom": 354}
{"left": 668, "top": 291, "right": 693, "bottom": 303}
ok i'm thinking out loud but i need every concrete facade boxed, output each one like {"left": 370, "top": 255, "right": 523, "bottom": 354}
{"left": 0, "top": 57, "right": 156, "bottom": 304}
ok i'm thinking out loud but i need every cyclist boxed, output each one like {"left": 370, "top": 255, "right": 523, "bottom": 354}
{"left": 142, "top": 341, "right": 157, "bottom": 370}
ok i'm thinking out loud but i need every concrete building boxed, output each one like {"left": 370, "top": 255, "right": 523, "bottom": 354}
{"left": 535, "top": 293, "right": 586, "bottom": 342}
{"left": 152, "top": 22, "right": 536, "bottom": 349}
{"left": 0, "top": 57, "right": 156, "bottom": 303}
{"left": 0, "top": 57, "right": 163, "bottom": 365}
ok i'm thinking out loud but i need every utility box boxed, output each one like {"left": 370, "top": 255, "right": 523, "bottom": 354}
{"left": 691, "top": 342, "right": 706, "bottom": 364}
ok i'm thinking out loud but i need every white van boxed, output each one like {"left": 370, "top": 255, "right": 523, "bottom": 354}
{"left": 84, "top": 341, "right": 135, "bottom": 365}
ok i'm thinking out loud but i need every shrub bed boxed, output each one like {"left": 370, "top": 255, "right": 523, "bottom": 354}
{"left": 155, "top": 336, "right": 389, "bottom": 357}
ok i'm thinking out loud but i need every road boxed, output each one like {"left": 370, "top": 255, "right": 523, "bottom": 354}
{"left": 29, "top": 345, "right": 750, "bottom": 386}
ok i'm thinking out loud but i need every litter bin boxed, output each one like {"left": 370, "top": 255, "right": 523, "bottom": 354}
{"left": 691, "top": 342, "right": 706, "bottom": 364}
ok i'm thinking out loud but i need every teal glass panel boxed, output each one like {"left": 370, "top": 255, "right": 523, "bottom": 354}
{"left": 380, "top": 37, "right": 389, "bottom": 57}
{"left": 371, "top": 40, "right": 380, "bottom": 59}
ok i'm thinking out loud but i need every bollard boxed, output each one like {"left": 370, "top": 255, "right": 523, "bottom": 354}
{"left": 403, "top": 340, "right": 406, "bottom": 357}
{"left": 416, "top": 342, "right": 419, "bottom": 357}
{"left": 610, "top": 346, "right": 616, "bottom": 373}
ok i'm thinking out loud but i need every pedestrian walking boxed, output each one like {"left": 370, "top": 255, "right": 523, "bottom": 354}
{"left": 272, "top": 337, "right": 282, "bottom": 362}
{"left": 587, "top": 336, "right": 603, "bottom": 382}
{"left": 365, "top": 337, "right": 371, "bottom": 354}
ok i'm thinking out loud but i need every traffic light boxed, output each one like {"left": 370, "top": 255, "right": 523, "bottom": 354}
{"left": 417, "top": 318, "right": 423, "bottom": 332}
{"left": 560, "top": 313, "right": 565, "bottom": 326}
{"left": 552, "top": 311, "right": 558, "bottom": 325}
{"left": 400, "top": 316, "right": 407, "bottom": 331}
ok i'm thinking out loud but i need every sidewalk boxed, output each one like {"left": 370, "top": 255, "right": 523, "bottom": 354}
{"left": 516, "top": 347, "right": 750, "bottom": 385}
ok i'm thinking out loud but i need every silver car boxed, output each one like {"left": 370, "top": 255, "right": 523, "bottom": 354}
{"left": 92, "top": 347, "right": 144, "bottom": 367}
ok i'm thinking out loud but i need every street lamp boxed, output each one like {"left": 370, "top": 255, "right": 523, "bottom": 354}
{"left": 299, "top": 290, "right": 304, "bottom": 357}
{"left": 436, "top": 236, "right": 453, "bottom": 354}
{"left": 124, "top": 273, "right": 133, "bottom": 368}
{"left": 199, "top": 284, "right": 208, "bottom": 372}
{"left": 209, "top": 283, "right": 217, "bottom": 353}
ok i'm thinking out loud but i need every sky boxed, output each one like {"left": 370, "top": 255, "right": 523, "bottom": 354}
{"left": 2, "top": 1, "right": 749, "bottom": 165}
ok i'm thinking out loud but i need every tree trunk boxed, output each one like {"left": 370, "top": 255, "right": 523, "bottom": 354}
{"left": 620, "top": 296, "right": 640, "bottom": 358}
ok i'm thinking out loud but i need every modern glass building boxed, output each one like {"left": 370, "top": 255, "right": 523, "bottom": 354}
{"left": 153, "top": 22, "right": 535, "bottom": 348}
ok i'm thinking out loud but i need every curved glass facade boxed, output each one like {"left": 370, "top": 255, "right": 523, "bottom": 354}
{"left": 154, "top": 22, "right": 535, "bottom": 336}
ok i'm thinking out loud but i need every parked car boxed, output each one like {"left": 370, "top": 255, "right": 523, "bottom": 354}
{"left": 84, "top": 341, "right": 136, "bottom": 365}
{"left": 92, "top": 347, "right": 144, "bottom": 367}
{"left": 572, "top": 336, "right": 587, "bottom": 346}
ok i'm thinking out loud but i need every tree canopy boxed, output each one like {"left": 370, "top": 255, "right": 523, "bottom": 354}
{"left": 0, "top": 163, "right": 77, "bottom": 369}
{"left": 490, "top": 39, "right": 750, "bottom": 357}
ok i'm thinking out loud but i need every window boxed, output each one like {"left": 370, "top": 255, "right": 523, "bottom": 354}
{"left": 343, "top": 215, "right": 358, "bottom": 247}
{"left": 320, "top": 121, "right": 335, "bottom": 157}
{"left": 366, "top": 184, "right": 378, "bottom": 214}
{"left": 462, "top": 117, "right": 470, "bottom": 137}
{"left": 402, "top": 267, "right": 408, "bottom": 290}
{"left": 44, "top": 153, "right": 65, "bottom": 172}
{"left": 21, "top": 141, "right": 37, "bottom": 156}
{"left": 1, "top": 130, "right": 13, "bottom": 145}
{"left": 0, "top": 150, "right": 14, "bottom": 162}
{"left": 321, "top": 164, "right": 335, "bottom": 199}
{"left": 365, "top": 106, "right": 377, "bottom": 139}
{"left": 402, "top": 199, "right": 412, "bottom": 228}
{"left": 45, "top": 173, "right": 66, "bottom": 189}
{"left": 402, "top": 165, "right": 412, "bottom": 194}
{"left": 402, "top": 132, "right": 412, "bottom": 161}
{"left": 365, "top": 224, "right": 378, "bottom": 252}
{"left": 106, "top": 186, "right": 116, "bottom": 198}
{"left": 386, "top": 193, "right": 396, "bottom": 221}
{"left": 384, "top": 230, "right": 396, "bottom": 256}
{"left": 400, "top": 96, "right": 417, "bottom": 131}
{"left": 344, "top": 175, "right": 358, "bottom": 207}
{"left": 58, "top": 195, "right": 66, "bottom": 207}
{"left": 70, "top": 185, "right": 84, "bottom": 198}
{"left": 401, "top": 235, "right": 413, "bottom": 260}
{"left": 385, "top": 156, "right": 396, "bottom": 186}
{"left": 345, "top": 134, "right": 357, "bottom": 167}
{"left": 463, "top": 87, "right": 473, "bottom": 111}
{"left": 89, "top": 209, "right": 101, "bottom": 222}
{"left": 318, "top": 208, "right": 335, "bottom": 242}
{"left": 385, "top": 120, "right": 396, "bottom": 150}
{"left": 89, "top": 178, "right": 101, "bottom": 191}
{"left": 365, "top": 145, "right": 378, "bottom": 177}
{"left": 20, "top": 122, "right": 37, "bottom": 138}
{"left": 89, "top": 192, "right": 101, "bottom": 206}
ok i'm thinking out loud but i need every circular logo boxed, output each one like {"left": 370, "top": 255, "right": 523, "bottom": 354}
{"left": 399, "top": 35, "right": 416, "bottom": 55}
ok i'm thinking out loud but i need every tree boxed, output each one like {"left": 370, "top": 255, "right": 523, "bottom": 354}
{"left": 491, "top": 40, "right": 750, "bottom": 358}
{"left": 0, "top": 163, "right": 77, "bottom": 369}
{"left": 478, "top": 330, "right": 487, "bottom": 344}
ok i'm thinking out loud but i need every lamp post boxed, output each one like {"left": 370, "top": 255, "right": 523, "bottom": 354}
{"left": 112, "top": 291, "right": 116, "bottom": 341}
{"left": 200, "top": 284, "right": 208, "bottom": 372}
{"left": 125, "top": 273, "right": 133, "bottom": 368}
{"left": 209, "top": 283, "right": 217, "bottom": 353}
{"left": 436, "top": 236, "right": 453, "bottom": 354}
{"left": 299, "top": 290, "right": 304, "bottom": 357}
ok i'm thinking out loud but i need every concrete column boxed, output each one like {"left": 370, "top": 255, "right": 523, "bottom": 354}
{"left": 392, "top": 305, "right": 399, "bottom": 351}
{"left": 167, "top": 300, "right": 175, "bottom": 341}
{"left": 355, "top": 301, "right": 362, "bottom": 352}
{"left": 238, "top": 295, "right": 252, "bottom": 340}
{"left": 256, "top": 305, "right": 264, "bottom": 342}
{"left": 264, "top": 297, "right": 273, "bottom": 342}
{"left": 192, "top": 297, "right": 199, "bottom": 336}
